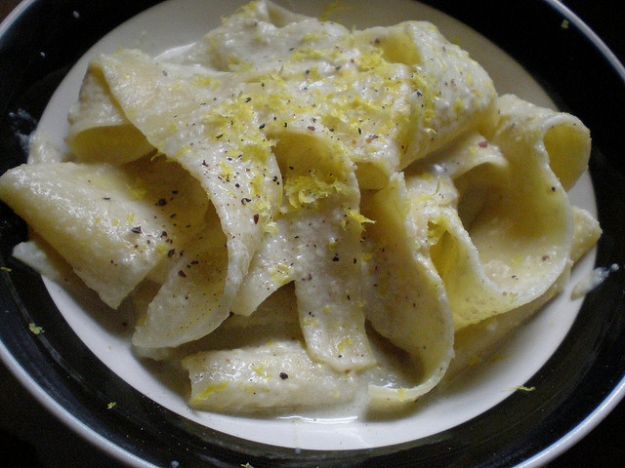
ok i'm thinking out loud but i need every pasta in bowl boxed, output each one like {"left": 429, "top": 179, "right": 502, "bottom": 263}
{"left": 0, "top": 0, "right": 600, "bottom": 422}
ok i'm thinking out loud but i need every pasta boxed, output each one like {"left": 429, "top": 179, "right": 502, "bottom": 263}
{"left": 0, "top": 0, "right": 600, "bottom": 415}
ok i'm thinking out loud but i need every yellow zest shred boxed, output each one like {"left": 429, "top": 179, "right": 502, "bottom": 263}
{"left": 28, "top": 322, "right": 44, "bottom": 335}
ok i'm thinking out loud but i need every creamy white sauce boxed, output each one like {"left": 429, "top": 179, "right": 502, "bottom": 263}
{"left": 572, "top": 264, "right": 619, "bottom": 299}
{"left": 7, "top": 108, "right": 37, "bottom": 155}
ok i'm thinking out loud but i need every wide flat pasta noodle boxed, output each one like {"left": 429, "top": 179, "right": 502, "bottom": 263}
{"left": 181, "top": 130, "right": 378, "bottom": 373}
{"left": 230, "top": 218, "right": 293, "bottom": 316}
{"left": 570, "top": 206, "right": 601, "bottom": 263}
{"left": 447, "top": 204, "right": 600, "bottom": 378}
{"left": 355, "top": 21, "right": 496, "bottom": 172}
{"left": 67, "top": 66, "right": 154, "bottom": 164}
{"left": 13, "top": 236, "right": 74, "bottom": 285}
{"left": 132, "top": 212, "right": 230, "bottom": 348}
{"left": 27, "top": 131, "right": 65, "bottom": 164}
{"left": 405, "top": 166, "right": 532, "bottom": 330}
{"left": 177, "top": 2, "right": 495, "bottom": 190}
{"left": 135, "top": 284, "right": 301, "bottom": 361}
{"left": 362, "top": 173, "right": 454, "bottom": 407}
{"left": 182, "top": 340, "right": 357, "bottom": 413}
{"left": 447, "top": 263, "right": 572, "bottom": 380}
{"left": 274, "top": 130, "right": 375, "bottom": 372}
{"left": 0, "top": 157, "right": 208, "bottom": 308}
{"left": 286, "top": 21, "right": 495, "bottom": 189}
{"left": 175, "top": 0, "right": 342, "bottom": 73}
{"left": 96, "top": 49, "right": 282, "bottom": 324}
{"left": 487, "top": 94, "right": 591, "bottom": 191}
{"left": 462, "top": 96, "right": 588, "bottom": 321}
{"left": 406, "top": 93, "right": 589, "bottom": 330}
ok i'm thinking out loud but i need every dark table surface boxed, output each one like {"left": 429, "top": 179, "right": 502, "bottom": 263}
{"left": 1, "top": 0, "right": 624, "bottom": 466}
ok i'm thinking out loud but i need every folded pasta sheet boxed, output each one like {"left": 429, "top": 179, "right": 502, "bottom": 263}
{"left": 96, "top": 49, "right": 283, "bottom": 324}
{"left": 448, "top": 205, "right": 601, "bottom": 378}
{"left": 0, "top": 0, "right": 600, "bottom": 416}
{"left": 0, "top": 157, "right": 208, "bottom": 308}
{"left": 362, "top": 174, "right": 454, "bottom": 407}
{"left": 134, "top": 284, "right": 302, "bottom": 362}
{"left": 275, "top": 131, "right": 375, "bottom": 372}
{"left": 406, "top": 131, "right": 571, "bottom": 329}
{"left": 132, "top": 211, "right": 231, "bottom": 348}
{"left": 229, "top": 217, "right": 293, "bottom": 316}
{"left": 164, "top": 0, "right": 496, "bottom": 189}
{"left": 68, "top": 66, "right": 154, "bottom": 164}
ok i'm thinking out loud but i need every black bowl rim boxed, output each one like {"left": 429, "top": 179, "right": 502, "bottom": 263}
{"left": 508, "top": 2, "right": 625, "bottom": 466}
